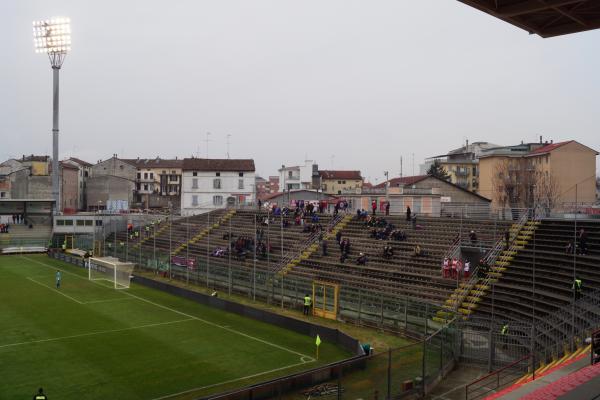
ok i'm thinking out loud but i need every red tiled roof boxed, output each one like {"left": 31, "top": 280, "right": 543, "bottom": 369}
{"left": 59, "top": 161, "right": 79, "bottom": 170}
{"left": 527, "top": 141, "right": 572, "bottom": 156}
{"left": 373, "top": 175, "right": 428, "bottom": 189}
{"left": 319, "top": 170, "right": 362, "bottom": 180}
{"left": 182, "top": 158, "right": 255, "bottom": 172}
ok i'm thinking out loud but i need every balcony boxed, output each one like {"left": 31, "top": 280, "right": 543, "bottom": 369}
{"left": 455, "top": 170, "right": 469, "bottom": 177}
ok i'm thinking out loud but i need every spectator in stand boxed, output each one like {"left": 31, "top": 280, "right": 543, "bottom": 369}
{"left": 579, "top": 228, "right": 588, "bottom": 255}
{"left": 406, "top": 206, "right": 411, "bottom": 221}
{"left": 469, "top": 230, "right": 478, "bottom": 244}
{"left": 385, "top": 202, "right": 390, "bottom": 216}
{"left": 371, "top": 200, "right": 377, "bottom": 216}
{"left": 451, "top": 258, "right": 458, "bottom": 279}
{"left": 413, "top": 244, "right": 422, "bottom": 257}
{"left": 335, "top": 230, "right": 342, "bottom": 244}
{"left": 456, "top": 259, "right": 463, "bottom": 280}
{"left": 565, "top": 241, "right": 574, "bottom": 254}
{"left": 442, "top": 257, "right": 450, "bottom": 279}
{"left": 356, "top": 252, "right": 368, "bottom": 265}
{"left": 464, "top": 260, "right": 471, "bottom": 279}
{"left": 412, "top": 214, "right": 417, "bottom": 230}
{"left": 383, "top": 245, "right": 394, "bottom": 259}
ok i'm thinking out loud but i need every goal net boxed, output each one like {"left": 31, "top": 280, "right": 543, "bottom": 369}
{"left": 88, "top": 257, "right": 135, "bottom": 289}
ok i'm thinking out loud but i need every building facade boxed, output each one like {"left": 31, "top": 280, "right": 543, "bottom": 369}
{"left": 180, "top": 158, "right": 256, "bottom": 216}
{"left": 478, "top": 140, "right": 598, "bottom": 211}
{"left": 278, "top": 160, "right": 315, "bottom": 191}
{"left": 64, "top": 157, "right": 92, "bottom": 211}
{"left": 123, "top": 158, "right": 183, "bottom": 209}
{"left": 318, "top": 170, "right": 363, "bottom": 195}
{"left": 60, "top": 162, "right": 79, "bottom": 212}
{"left": 424, "top": 141, "right": 499, "bottom": 193}
{"left": 88, "top": 155, "right": 137, "bottom": 211}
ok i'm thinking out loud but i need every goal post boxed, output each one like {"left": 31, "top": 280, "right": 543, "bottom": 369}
{"left": 87, "top": 257, "right": 135, "bottom": 289}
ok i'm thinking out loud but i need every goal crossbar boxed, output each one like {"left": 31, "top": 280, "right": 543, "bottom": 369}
{"left": 88, "top": 257, "right": 135, "bottom": 289}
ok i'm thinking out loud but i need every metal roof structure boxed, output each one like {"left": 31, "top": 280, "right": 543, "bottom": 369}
{"left": 458, "top": 0, "right": 600, "bottom": 37}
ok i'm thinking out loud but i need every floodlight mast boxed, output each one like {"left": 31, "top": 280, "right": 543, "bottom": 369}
{"left": 32, "top": 17, "right": 71, "bottom": 215}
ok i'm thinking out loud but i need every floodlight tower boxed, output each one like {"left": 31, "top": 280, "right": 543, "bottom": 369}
{"left": 33, "top": 17, "right": 71, "bottom": 215}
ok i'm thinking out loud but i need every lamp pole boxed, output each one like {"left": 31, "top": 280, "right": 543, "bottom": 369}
{"left": 33, "top": 18, "right": 71, "bottom": 215}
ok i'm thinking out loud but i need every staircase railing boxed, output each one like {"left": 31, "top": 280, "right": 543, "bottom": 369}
{"left": 450, "top": 211, "right": 531, "bottom": 315}
{"left": 269, "top": 212, "right": 344, "bottom": 276}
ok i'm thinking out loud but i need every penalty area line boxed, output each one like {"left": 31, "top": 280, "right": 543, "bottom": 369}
{"left": 26, "top": 276, "right": 84, "bottom": 304}
{"left": 23, "top": 256, "right": 316, "bottom": 362}
{"left": 0, "top": 318, "right": 194, "bottom": 349}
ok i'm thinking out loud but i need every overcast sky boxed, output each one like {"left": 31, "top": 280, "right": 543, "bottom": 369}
{"left": 2, "top": 1, "right": 599, "bottom": 182}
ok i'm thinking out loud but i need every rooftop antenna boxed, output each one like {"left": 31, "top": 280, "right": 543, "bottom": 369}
{"left": 400, "top": 156, "right": 403, "bottom": 178}
{"left": 412, "top": 153, "right": 415, "bottom": 176}
{"left": 205, "top": 132, "right": 212, "bottom": 159}
{"left": 226, "top": 134, "right": 231, "bottom": 159}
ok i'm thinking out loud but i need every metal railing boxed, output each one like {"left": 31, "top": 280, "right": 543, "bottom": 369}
{"left": 465, "top": 354, "right": 532, "bottom": 400}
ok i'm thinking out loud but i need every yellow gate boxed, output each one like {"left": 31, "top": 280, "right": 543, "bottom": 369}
{"left": 64, "top": 235, "right": 74, "bottom": 249}
{"left": 312, "top": 281, "right": 339, "bottom": 320}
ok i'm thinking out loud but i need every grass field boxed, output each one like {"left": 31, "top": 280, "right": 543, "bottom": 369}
{"left": 0, "top": 254, "right": 351, "bottom": 400}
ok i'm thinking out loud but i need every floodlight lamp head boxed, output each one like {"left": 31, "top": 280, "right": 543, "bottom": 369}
{"left": 32, "top": 17, "right": 71, "bottom": 68}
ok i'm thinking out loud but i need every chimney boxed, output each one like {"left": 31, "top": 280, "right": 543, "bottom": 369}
{"left": 539, "top": 135, "right": 542, "bottom": 144}
{"left": 551, "top": 140, "right": 553, "bottom": 144}
{"left": 466, "top": 139, "right": 469, "bottom": 150}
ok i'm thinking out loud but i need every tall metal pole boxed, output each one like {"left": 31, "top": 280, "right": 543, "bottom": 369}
{"left": 572, "top": 184, "right": 577, "bottom": 348}
{"left": 207, "top": 211, "right": 210, "bottom": 288}
{"left": 228, "top": 215, "right": 232, "bottom": 295}
{"left": 253, "top": 213, "right": 257, "bottom": 301}
{"left": 52, "top": 67, "right": 61, "bottom": 215}
{"left": 169, "top": 210, "right": 172, "bottom": 280}
{"left": 186, "top": 215, "right": 190, "bottom": 285}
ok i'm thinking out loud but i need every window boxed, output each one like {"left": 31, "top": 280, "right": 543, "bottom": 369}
{"left": 76, "top": 220, "right": 85, "bottom": 227}
{"left": 192, "top": 178, "right": 198, "bottom": 189}
{"left": 288, "top": 171, "right": 293, "bottom": 178}
{"left": 338, "top": 180, "right": 342, "bottom": 184}
{"left": 0, "top": 192, "right": 4, "bottom": 198}
{"left": 84, "top": 171, "right": 88, "bottom": 178}
{"left": 213, "top": 195, "right": 223, "bottom": 206}
{"left": 213, "top": 178, "right": 221, "bottom": 189}
{"left": 136, "top": 183, "right": 141, "bottom": 190}
{"left": 342, "top": 180, "right": 346, "bottom": 184}
{"left": 192, "top": 172, "right": 197, "bottom": 176}
{"left": 144, "top": 172, "right": 148, "bottom": 179}
{"left": 239, "top": 172, "right": 244, "bottom": 177}
{"left": 56, "top": 219, "right": 65, "bottom": 226}
{"left": 216, "top": 172, "right": 221, "bottom": 177}
{"left": 95, "top": 220, "right": 103, "bottom": 226}
{"left": 137, "top": 172, "right": 141, "bottom": 179}
{"left": 144, "top": 184, "right": 148, "bottom": 191}
{"left": 162, "top": 170, "right": 166, "bottom": 174}
{"left": 150, "top": 173, "right": 154, "bottom": 179}
{"left": 84, "top": 220, "right": 93, "bottom": 226}
{"left": 192, "top": 195, "right": 198, "bottom": 206}
{"left": 238, "top": 179, "right": 244, "bottom": 189}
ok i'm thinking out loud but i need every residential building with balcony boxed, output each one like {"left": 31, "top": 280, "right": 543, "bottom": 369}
{"left": 278, "top": 160, "right": 315, "bottom": 191}
{"left": 123, "top": 158, "right": 183, "bottom": 209}
{"left": 318, "top": 170, "right": 363, "bottom": 195}
{"left": 478, "top": 140, "right": 598, "bottom": 211}
{"left": 424, "top": 141, "right": 499, "bottom": 193}
{"left": 181, "top": 158, "right": 256, "bottom": 216}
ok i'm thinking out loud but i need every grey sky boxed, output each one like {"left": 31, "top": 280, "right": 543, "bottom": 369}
{"left": 2, "top": 1, "right": 599, "bottom": 182}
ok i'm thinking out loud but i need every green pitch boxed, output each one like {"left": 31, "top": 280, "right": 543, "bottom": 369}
{"left": 0, "top": 254, "right": 351, "bottom": 400}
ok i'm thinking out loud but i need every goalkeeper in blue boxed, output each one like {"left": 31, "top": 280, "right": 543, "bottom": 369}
{"left": 56, "top": 270, "right": 61, "bottom": 289}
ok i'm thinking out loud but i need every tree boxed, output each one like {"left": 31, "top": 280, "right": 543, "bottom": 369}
{"left": 427, "top": 160, "right": 451, "bottom": 181}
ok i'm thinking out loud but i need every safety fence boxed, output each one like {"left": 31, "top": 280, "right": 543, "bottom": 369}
{"left": 465, "top": 355, "right": 532, "bottom": 400}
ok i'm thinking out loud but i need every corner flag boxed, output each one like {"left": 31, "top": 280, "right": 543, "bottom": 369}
{"left": 315, "top": 334, "right": 322, "bottom": 359}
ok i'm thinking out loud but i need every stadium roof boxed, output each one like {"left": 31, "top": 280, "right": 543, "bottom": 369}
{"left": 458, "top": 0, "right": 600, "bottom": 38}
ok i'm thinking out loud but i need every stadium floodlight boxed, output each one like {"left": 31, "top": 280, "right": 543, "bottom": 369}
{"left": 32, "top": 17, "right": 71, "bottom": 215}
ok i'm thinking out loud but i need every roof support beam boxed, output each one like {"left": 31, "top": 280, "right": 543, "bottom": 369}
{"left": 496, "top": 0, "right": 584, "bottom": 17}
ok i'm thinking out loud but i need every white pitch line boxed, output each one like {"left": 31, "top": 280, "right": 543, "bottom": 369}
{"left": 0, "top": 318, "right": 193, "bottom": 349}
{"left": 26, "top": 277, "right": 84, "bottom": 305}
{"left": 84, "top": 297, "right": 134, "bottom": 305}
{"left": 151, "top": 359, "right": 311, "bottom": 400}
{"left": 23, "top": 256, "right": 317, "bottom": 361}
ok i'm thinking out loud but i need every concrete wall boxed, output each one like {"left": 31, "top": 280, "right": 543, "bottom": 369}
{"left": 411, "top": 176, "right": 489, "bottom": 204}
{"left": 9, "top": 170, "right": 52, "bottom": 199}
{"left": 86, "top": 175, "right": 134, "bottom": 210}
{"left": 61, "top": 167, "right": 79, "bottom": 211}
{"left": 549, "top": 141, "right": 597, "bottom": 205}
{"left": 92, "top": 157, "right": 137, "bottom": 180}
{"left": 322, "top": 178, "right": 362, "bottom": 195}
